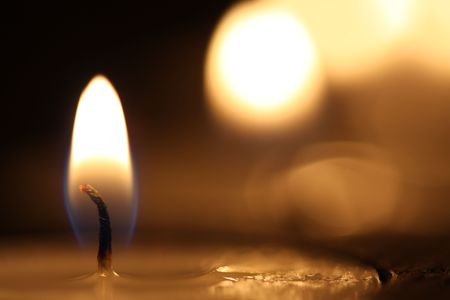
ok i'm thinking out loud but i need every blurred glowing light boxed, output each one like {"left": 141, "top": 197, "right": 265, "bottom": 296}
{"left": 406, "top": 0, "right": 450, "bottom": 75}
{"left": 281, "top": 0, "right": 417, "bottom": 83}
{"left": 66, "top": 75, "right": 136, "bottom": 245}
{"left": 287, "top": 155, "right": 398, "bottom": 236}
{"left": 378, "top": 0, "right": 414, "bottom": 34}
{"left": 205, "top": 1, "right": 323, "bottom": 131}
{"left": 245, "top": 142, "right": 399, "bottom": 237}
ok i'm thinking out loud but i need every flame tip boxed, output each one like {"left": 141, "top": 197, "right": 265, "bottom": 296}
{"left": 83, "top": 74, "right": 114, "bottom": 93}
{"left": 91, "top": 74, "right": 109, "bottom": 81}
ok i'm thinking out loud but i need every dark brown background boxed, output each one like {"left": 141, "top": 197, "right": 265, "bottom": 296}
{"left": 1, "top": 1, "right": 450, "bottom": 255}
{"left": 0, "top": 1, "right": 234, "bottom": 235}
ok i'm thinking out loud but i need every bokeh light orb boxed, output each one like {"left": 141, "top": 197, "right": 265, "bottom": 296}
{"left": 205, "top": 1, "right": 323, "bottom": 132}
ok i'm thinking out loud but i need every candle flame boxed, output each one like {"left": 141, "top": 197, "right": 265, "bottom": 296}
{"left": 66, "top": 75, "right": 137, "bottom": 246}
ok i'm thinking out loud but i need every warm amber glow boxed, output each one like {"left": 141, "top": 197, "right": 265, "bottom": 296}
{"left": 67, "top": 75, "right": 135, "bottom": 244}
{"left": 70, "top": 76, "right": 131, "bottom": 169}
{"left": 406, "top": 0, "right": 450, "bottom": 75}
{"left": 281, "top": 0, "right": 417, "bottom": 83}
{"left": 244, "top": 142, "right": 399, "bottom": 237}
{"left": 205, "top": 1, "right": 323, "bottom": 131}
{"left": 378, "top": 0, "right": 413, "bottom": 34}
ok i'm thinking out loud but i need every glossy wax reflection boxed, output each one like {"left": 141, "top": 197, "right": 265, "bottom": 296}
{"left": 66, "top": 75, "right": 137, "bottom": 246}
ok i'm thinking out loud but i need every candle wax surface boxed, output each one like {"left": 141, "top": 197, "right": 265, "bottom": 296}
{"left": 0, "top": 238, "right": 379, "bottom": 300}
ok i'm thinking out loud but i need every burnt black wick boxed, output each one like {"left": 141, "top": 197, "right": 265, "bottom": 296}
{"left": 79, "top": 184, "right": 113, "bottom": 275}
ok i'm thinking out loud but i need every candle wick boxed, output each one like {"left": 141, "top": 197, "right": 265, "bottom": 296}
{"left": 79, "top": 184, "right": 114, "bottom": 276}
